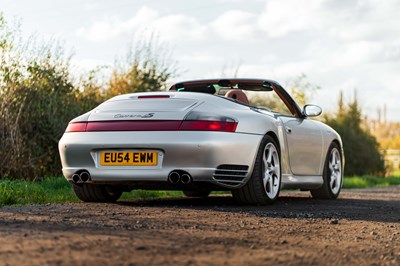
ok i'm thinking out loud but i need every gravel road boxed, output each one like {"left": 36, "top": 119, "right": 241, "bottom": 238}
{"left": 0, "top": 187, "right": 399, "bottom": 266}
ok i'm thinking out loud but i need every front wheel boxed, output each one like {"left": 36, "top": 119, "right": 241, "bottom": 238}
{"left": 310, "top": 142, "right": 343, "bottom": 199}
{"left": 73, "top": 184, "right": 122, "bottom": 202}
{"left": 232, "top": 135, "right": 281, "bottom": 205}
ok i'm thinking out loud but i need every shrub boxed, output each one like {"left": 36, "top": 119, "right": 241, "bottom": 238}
{"left": 324, "top": 91, "right": 385, "bottom": 176}
{"left": 0, "top": 14, "right": 80, "bottom": 179}
{"left": 105, "top": 36, "right": 176, "bottom": 98}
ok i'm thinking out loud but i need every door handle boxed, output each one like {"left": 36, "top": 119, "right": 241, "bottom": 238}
{"left": 285, "top": 126, "right": 292, "bottom": 134}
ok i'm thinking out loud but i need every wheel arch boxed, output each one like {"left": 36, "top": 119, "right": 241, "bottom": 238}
{"left": 265, "top": 131, "right": 280, "bottom": 150}
{"left": 264, "top": 129, "right": 292, "bottom": 175}
{"left": 231, "top": 131, "right": 282, "bottom": 204}
{"left": 331, "top": 139, "right": 342, "bottom": 150}
{"left": 331, "top": 138, "right": 345, "bottom": 171}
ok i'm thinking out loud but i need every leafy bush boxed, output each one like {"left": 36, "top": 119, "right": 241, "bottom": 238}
{"left": 0, "top": 15, "right": 80, "bottom": 179}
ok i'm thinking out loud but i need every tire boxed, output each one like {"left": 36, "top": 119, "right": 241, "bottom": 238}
{"left": 310, "top": 142, "right": 343, "bottom": 199}
{"left": 72, "top": 184, "right": 122, "bottom": 202}
{"left": 182, "top": 190, "right": 211, "bottom": 198}
{"left": 232, "top": 135, "right": 281, "bottom": 205}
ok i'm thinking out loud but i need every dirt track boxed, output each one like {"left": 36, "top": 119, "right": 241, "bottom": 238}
{"left": 0, "top": 187, "right": 399, "bottom": 266}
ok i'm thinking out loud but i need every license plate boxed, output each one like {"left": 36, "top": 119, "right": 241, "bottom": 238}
{"left": 100, "top": 151, "right": 158, "bottom": 166}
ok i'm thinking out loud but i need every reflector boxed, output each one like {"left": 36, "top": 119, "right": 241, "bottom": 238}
{"left": 86, "top": 121, "right": 181, "bottom": 131}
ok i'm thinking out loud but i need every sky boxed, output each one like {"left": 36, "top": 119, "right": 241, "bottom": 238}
{"left": 1, "top": 0, "right": 400, "bottom": 121}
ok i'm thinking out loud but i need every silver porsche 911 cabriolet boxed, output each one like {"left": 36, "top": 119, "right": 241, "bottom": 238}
{"left": 59, "top": 78, "right": 344, "bottom": 205}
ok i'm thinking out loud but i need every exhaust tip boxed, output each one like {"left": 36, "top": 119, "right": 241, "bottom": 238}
{"left": 168, "top": 171, "right": 181, "bottom": 184}
{"left": 80, "top": 171, "right": 90, "bottom": 182}
{"left": 181, "top": 174, "right": 192, "bottom": 184}
{"left": 72, "top": 174, "right": 81, "bottom": 183}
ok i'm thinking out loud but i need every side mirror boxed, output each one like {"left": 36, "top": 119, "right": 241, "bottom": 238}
{"left": 303, "top": 104, "right": 322, "bottom": 117}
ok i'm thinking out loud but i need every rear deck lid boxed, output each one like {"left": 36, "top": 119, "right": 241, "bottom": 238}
{"left": 88, "top": 95, "right": 200, "bottom": 121}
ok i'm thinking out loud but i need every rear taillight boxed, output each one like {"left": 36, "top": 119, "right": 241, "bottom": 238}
{"left": 179, "top": 111, "right": 238, "bottom": 132}
{"left": 65, "top": 112, "right": 238, "bottom": 133}
{"left": 179, "top": 120, "right": 237, "bottom": 132}
{"left": 65, "top": 122, "right": 88, "bottom": 132}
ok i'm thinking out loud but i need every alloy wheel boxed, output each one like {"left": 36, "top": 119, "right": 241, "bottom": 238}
{"left": 329, "top": 148, "right": 342, "bottom": 194}
{"left": 262, "top": 143, "right": 281, "bottom": 199}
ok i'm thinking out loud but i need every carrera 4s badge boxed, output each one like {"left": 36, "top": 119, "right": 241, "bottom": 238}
{"left": 114, "top": 113, "right": 155, "bottom": 119}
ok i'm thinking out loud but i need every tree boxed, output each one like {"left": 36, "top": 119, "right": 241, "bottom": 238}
{"left": 0, "top": 13, "right": 80, "bottom": 179}
{"left": 286, "top": 73, "right": 320, "bottom": 107}
{"left": 105, "top": 36, "right": 176, "bottom": 99}
{"left": 324, "top": 91, "right": 385, "bottom": 176}
{"left": 76, "top": 36, "right": 177, "bottom": 112}
{"left": 247, "top": 74, "right": 319, "bottom": 115}
{"left": 75, "top": 67, "right": 108, "bottom": 112}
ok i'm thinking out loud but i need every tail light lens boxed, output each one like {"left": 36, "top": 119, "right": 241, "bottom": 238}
{"left": 65, "top": 122, "right": 88, "bottom": 132}
{"left": 179, "top": 121, "right": 237, "bottom": 132}
{"left": 179, "top": 111, "right": 238, "bottom": 132}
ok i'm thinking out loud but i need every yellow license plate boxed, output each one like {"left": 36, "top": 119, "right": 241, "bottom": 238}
{"left": 100, "top": 151, "right": 158, "bottom": 166}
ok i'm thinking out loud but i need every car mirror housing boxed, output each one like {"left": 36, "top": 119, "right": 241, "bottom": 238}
{"left": 303, "top": 104, "right": 322, "bottom": 117}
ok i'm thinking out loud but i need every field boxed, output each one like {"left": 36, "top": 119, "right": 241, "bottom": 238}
{"left": 1, "top": 175, "right": 399, "bottom": 206}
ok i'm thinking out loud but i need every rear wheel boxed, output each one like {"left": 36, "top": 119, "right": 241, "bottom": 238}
{"left": 73, "top": 184, "right": 122, "bottom": 202}
{"left": 232, "top": 135, "right": 281, "bottom": 205}
{"left": 182, "top": 190, "right": 211, "bottom": 198}
{"left": 310, "top": 142, "right": 343, "bottom": 199}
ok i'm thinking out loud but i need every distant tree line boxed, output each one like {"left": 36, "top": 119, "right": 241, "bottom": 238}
{"left": 0, "top": 13, "right": 385, "bottom": 180}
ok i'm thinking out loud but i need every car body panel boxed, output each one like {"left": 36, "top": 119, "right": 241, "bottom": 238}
{"left": 279, "top": 116, "right": 324, "bottom": 175}
{"left": 59, "top": 131, "right": 263, "bottom": 187}
{"left": 88, "top": 96, "right": 201, "bottom": 121}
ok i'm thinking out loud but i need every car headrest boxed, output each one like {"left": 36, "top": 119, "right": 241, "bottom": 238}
{"left": 224, "top": 89, "right": 249, "bottom": 105}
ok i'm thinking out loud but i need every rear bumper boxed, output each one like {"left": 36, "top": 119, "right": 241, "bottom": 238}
{"left": 59, "top": 131, "right": 263, "bottom": 188}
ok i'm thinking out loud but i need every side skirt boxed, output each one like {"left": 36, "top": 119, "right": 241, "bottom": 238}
{"left": 281, "top": 174, "right": 323, "bottom": 189}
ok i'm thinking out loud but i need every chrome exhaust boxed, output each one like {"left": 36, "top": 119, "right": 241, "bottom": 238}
{"left": 80, "top": 171, "right": 91, "bottom": 182}
{"left": 168, "top": 171, "right": 181, "bottom": 184}
{"left": 72, "top": 174, "right": 81, "bottom": 183}
{"left": 181, "top": 173, "right": 192, "bottom": 184}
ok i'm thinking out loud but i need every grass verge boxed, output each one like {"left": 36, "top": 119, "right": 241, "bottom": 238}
{"left": 0, "top": 177, "right": 78, "bottom": 206}
{"left": 0, "top": 175, "right": 399, "bottom": 206}
{"left": 0, "top": 177, "right": 184, "bottom": 206}
{"left": 343, "top": 175, "right": 400, "bottom": 189}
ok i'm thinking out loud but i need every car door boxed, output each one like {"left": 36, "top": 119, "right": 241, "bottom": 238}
{"left": 278, "top": 116, "right": 324, "bottom": 176}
